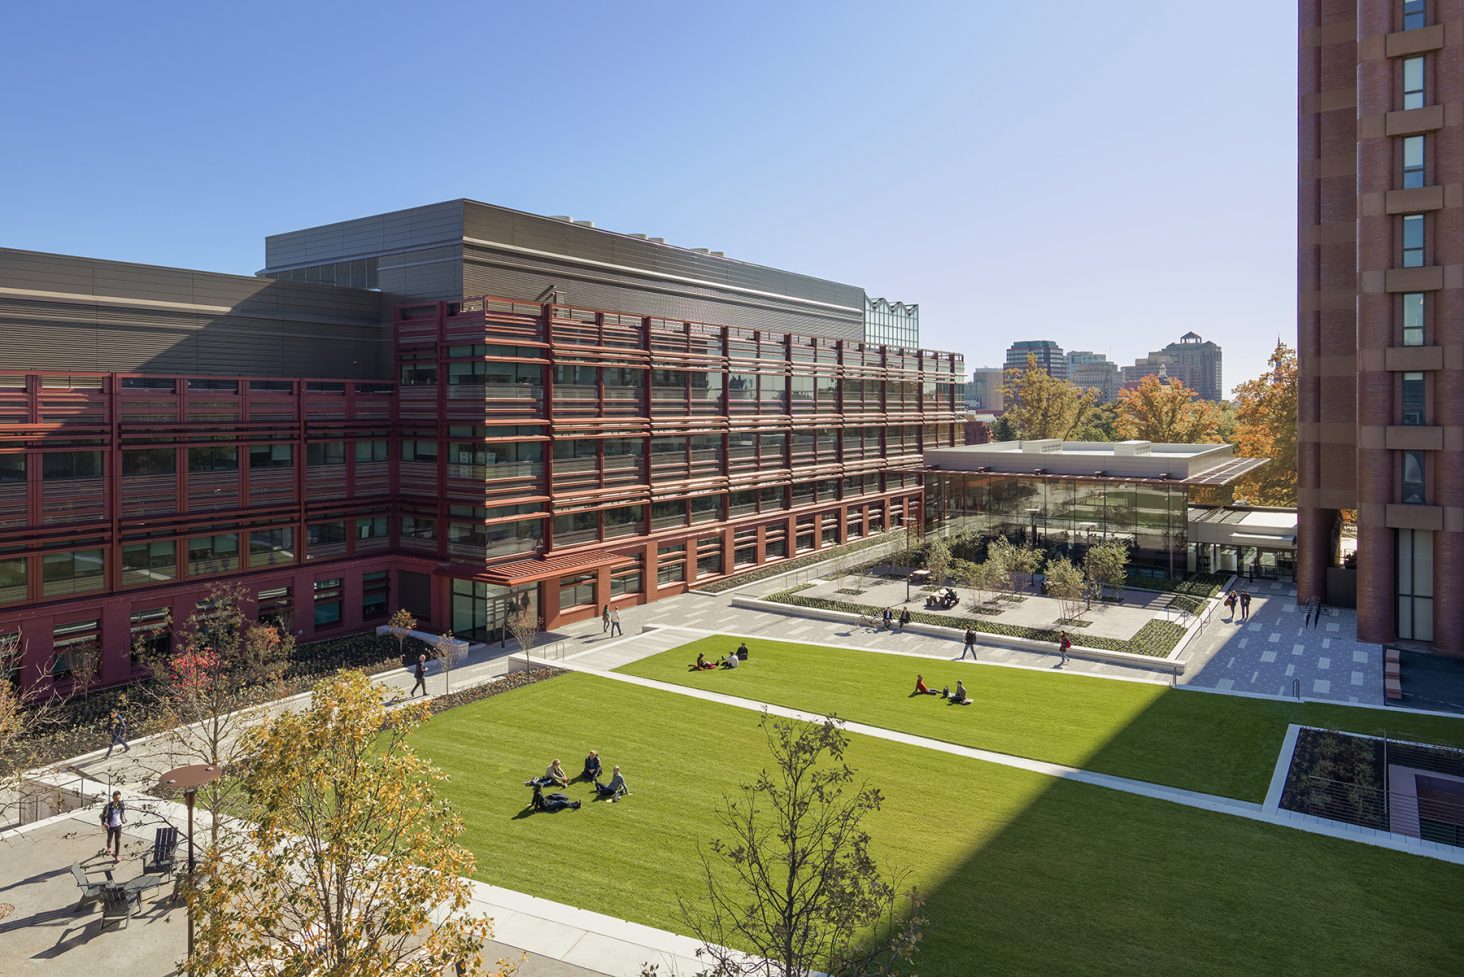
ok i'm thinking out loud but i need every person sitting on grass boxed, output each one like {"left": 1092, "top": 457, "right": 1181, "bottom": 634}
{"left": 693, "top": 652, "right": 716, "bottom": 671}
{"left": 737, "top": 641, "right": 749, "bottom": 660}
{"left": 594, "top": 765, "right": 630, "bottom": 802}
{"left": 528, "top": 759, "right": 569, "bottom": 788}
{"left": 947, "top": 680, "right": 972, "bottom": 705}
{"left": 531, "top": 784, "right": 581, "bottom": 813}
{"left": 723, "top": 651, "right": 740, "bottom": 669}
{"left": 581, "top": 750, "right": 602, "bottom": 781}
{"left": 912, "top": 674, "right": 938, "bottom": 696}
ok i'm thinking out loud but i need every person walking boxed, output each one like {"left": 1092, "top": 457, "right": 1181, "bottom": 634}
{"left": 100, "top": 791, "right": 126, "bottom": 863}
{"left": 1224, "top": 590, "right": 1237, "bottom": 621}
{"left": 1057, "top": 630, "right": 1071, "bottom": 668}
{"left": 960, "top": 626, "right": 978, "bottom": 660}
{"left": 601, "top": 605, "right": 611, "bottom": 634}
{"left": 610, "top": 606, "right": 623, "bottom": 636}
{"left": 104, "top": 710, "right": 129, "bottom": 758}
{"left": 410, "top": 654, "right": 429, "bottom": 697}
{"left": 1240, "top": 591, "right": 1252, "bottom": 621}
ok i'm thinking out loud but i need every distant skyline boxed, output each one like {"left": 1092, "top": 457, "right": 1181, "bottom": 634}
{"left": 1, "top": 1, "right": 1295, "bottom": 396}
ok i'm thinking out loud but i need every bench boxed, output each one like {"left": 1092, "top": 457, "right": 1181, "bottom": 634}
{"left": 1385, "top": 648, "right": 1403, "bottom": 700}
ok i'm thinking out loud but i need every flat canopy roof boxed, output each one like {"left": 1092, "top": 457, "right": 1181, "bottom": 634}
{"left": 925, "top": 439, "right": 1268, "bottom": 486}
{"left": 476, "top": 551, "right": 633, "bottom": 587}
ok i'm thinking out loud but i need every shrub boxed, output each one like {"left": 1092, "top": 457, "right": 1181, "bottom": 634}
{"left": 764, "top": 589, "right": 1184, "bottom": 657}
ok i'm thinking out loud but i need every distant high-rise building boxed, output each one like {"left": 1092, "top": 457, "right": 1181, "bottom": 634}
{"left": 1065, "top": 350, "right": 1120, "bottom": 402}
{"left": 1122, "top": 332, "right": 1224, "bottom": 400}
{"left": 967, "top": 367, "right": 1005, "bottom": 411}
{"left": 1004, "top": 340, "right": 1067, "bottom": 380}
{"left": 864, "top": 297, "right": 919, "bottom": 348}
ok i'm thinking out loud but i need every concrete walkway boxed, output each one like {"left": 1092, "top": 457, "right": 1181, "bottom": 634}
{"left": 558, "top": 625, "right": 1464, "bottom": 866}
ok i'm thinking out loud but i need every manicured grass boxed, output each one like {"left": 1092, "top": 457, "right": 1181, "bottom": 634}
{"left": 614, "top": 635, "right": 1464, "bottom": 802}
{"left": 412, "top": 672, "right": 1464, "bottom": 977}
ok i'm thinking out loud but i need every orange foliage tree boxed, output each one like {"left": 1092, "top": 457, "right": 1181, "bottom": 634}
{"left": 1113, "top": 374, "right": 1225, "bottom": 443}
{"left": 1231, "top": 342, "right": 1298, "bottom": 506}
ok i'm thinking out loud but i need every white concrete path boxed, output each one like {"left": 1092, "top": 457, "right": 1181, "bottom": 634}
{"left": 559, "top": 626, "right": 1464, "bottom": 866}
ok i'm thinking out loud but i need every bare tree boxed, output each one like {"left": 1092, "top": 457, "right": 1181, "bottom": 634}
{"left": 680, "top": 713, "right": 925, "bottom": 977}
{"left": 508, "top": 613, "right": 542, "bottom": 662}
{"left": 433, "top": 630, "right": 467, "bottom": 693}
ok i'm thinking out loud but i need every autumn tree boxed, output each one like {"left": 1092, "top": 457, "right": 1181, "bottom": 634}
{"left": 922, "top": 538, "right": 951, "bottom": 586}
{"left": 1231, "top": 342, "right": 1298, "bottom": 506}
{"left": 1113, "top": 374, "right": 1225, "bottom": 443}
{"left": 1000, "top": 354, "right": 1100, "bottom": 440}
{"left": 681, "top": 713, "right": 924, "bottom": 977}
{"left": 192, "top": 670, "right": 498, "bottom": 977}
{"left": 387, "top": 608, "right": 418, "bottom": 664}
{"left": 144, "top": 582, "right": 291, "bottom": 845}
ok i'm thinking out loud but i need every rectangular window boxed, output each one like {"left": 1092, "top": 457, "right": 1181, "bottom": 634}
{"left": 248, "top": 444, "right": 292, "bottom": 469}
{"left": 42, "top": 451, "right": 103, "bottom": 480}
{"left": 690, "top": 494, "right": 722, "bottom": 524}
{"left": 122, "top": 448, "right": 174, "bottom": 477}
{"left": 400, "top": 440, "right": 438, "bottom": 463}
{"left": 362, "top": 571, "right": 390, "bottom": 619}
{"left": 1402, "top": 292, "right": 1425, "bottom": 346}
{"left": 356, "top": 516, "right": 388, "bottom": 541}
{"left": 1404, "top": 0, "right": 1425, "bottom": 31}
{"left": 1402, "top": 135, "right": 1425, "bottom": 189}
{"left": 249, "top": 528, "right": 295, "bottom": 568}
{"left": 611, "top": 556, "right": 643, "bottom": 597}
{"left": 400, "top": 516, "right": 437, "bottom": 540}
{"left": 42, "top": 548, "right": 105, "bottom": 597}
{"left": 1402, "top": 450, "right": 1426, "bottom": 504}
{"left": 695, "top": 536, "right": 723, "bottom": 578}
{"left": 0, "top": 556, "right": 26, "bottom": 606}
{"left": 188, "top": 446, "right": 238, "bottom": 473}
{"left": 1402, "top": 371, "right": 1425, "bottom": 425}
{"left": 1402, "top": 214, "right": 1425, "bottom": 267}
{"left": 559, "top": 572, "right": 597, "bottom": 610}
{"left": 1403, "top": 56, "right": 1425, "bottom": 110}
{"left": 121, "top": 540, "right": 176, "bottom": 586}
{"left": 1397, "top": 528, "right": 1434, "bottom": 641}
{"left": 313, "top": 577, "right": 343, "bottom": 628}
{"left": 307, "top": 520, "right": 347, "bottom": 557}
{"left": 354, "top": 439, "right": 388, "bottom": 463}
{"left": 257, "top": 586, "right": 293, "bottom": 629}
{"left": 52, "top": 618, "right": 99, "bottom": 680}
{"left": 187, "top": 533, "right": 240, "bottom": 575}
{"left": 306, "top": 442, "right": 345, "bottom": 467}
{"left": 657, "top": 542, "right": 687, "bottom": 585}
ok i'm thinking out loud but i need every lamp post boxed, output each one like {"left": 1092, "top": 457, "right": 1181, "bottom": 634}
{"left": 161, "top": 763, "right": 223, "bottom": 967}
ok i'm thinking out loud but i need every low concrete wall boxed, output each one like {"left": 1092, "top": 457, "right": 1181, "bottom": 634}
{"left": 730, "top": 595, "right": 1187, "bottom": 676}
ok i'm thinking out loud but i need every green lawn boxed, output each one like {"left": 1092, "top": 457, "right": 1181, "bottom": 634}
{"left": 411, "top": 672, "right": 1464, "bottom": 977}
{"left": 613, "top": 635, "right": 1464, "bottom": 802}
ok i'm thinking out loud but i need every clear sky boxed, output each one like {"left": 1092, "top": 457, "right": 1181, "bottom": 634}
{"left": 2, "top": 1, "right": 1296, "bottom": 395}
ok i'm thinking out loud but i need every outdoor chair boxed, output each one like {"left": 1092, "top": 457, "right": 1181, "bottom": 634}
{"left": 99, "top": 884, "right": 140, "bottom": 928}
{"left": 70, "top": 862, "right": 113, "bottom": 911}
{"left": 141, "top": 825, "right": 179, "bottom": 877}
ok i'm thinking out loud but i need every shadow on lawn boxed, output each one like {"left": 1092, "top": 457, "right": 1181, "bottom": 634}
{"left": 903, "top": 741, "right": 1464, "bottom": 977}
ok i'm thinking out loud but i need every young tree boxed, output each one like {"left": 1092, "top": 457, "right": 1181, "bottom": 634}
{"left": 922, "top": 538, "right": 952, "bottom": 587}
{"left": 192, "top": 670, "right": 498, "bottom": 977}
{"left": 1012, "top": 544, "right": 1045, "bottom": 595}
{"left": 1083, "top": 541, "right": 1130, "bottom": 603}
{"left": 433, "top": 630, "right": 467, "bottom": 694}
{"left": 508, "top": 612, "right": 542, "bottom": 661}
{"left": 985, "top": 536, "right": 1018, "bottom": 597}
{"left": 1044, "top": 558, "right": 1087, "bottom": 625}
{"left": 682, "top": 713, "right": 924, "bottom": 977}
{"left": 1113, "top": 375, "right": 1225, "bottom": 443}
{"left": 145, "top": 581, "right": 291, "bottom": 846}
{"left": 387, "top": 608, "right": 418, "bottom": 664}
{"left": 1231, "top": 342, "right": 1298, "bottom": 506}
{"left": 970, "top": 560, "right": 1007, "bottom": 607}
{"left": 1000, "top": 354, "right": 1100, "bottom": 440}
{"left": 949, "top": 558, "right": 982, "bottom": 604}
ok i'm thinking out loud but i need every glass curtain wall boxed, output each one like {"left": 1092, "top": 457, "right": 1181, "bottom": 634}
{"left": 451, "top": 578, "right": 539, "bottom": 644}
{"left": 926, "top": 473, "right": 1187, "bottom": 570}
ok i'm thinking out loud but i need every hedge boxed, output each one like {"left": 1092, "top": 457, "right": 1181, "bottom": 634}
{"left": 429, "top": 666, "right": 565, "bottom": 715}
{"left": 1123, "top": 572, "right": 1226, "bottom": 599}
{"left": 764, "top": 588, "right": 1186, "bottom": 658}
{"left": 693, "top": 531, "right": 907, "bottom": 594}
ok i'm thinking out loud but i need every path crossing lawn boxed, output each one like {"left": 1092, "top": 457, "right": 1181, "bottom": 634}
{"left": 411, "top": 672, "right": 1464, "bottom": 977}
{"left": 613, "top": 635, "right": 1464, "bottom": 802}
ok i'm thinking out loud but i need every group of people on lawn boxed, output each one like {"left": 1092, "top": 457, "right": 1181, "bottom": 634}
{"left": 526, "top": 751, "right": 630, "bottom": 812}
{"left": 912, "top": 673, "right": 972, "bottom": 704}
{"left": 693, "top": 642, "right": 749, "bottom": 670}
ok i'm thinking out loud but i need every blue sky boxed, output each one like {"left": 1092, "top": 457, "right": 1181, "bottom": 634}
{"left": 2, "top": 2, "right": 1295, "bottom": 394}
